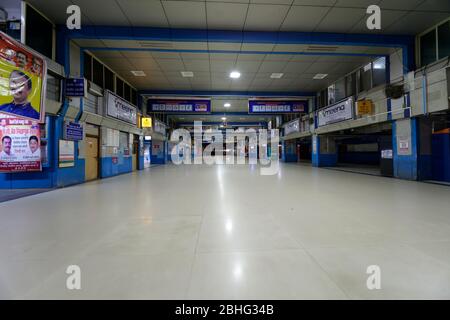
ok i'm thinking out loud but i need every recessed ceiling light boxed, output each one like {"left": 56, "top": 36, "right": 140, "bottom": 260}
{"left": 181, "top": 71, "right": 194, "bottom": 77}
{"left": 131, "top": 70, "right": 146, "bottom": 77}
{"left": 224, "top": 103, "right": 231, "bottom": 107}
{"left": 270, "top": 73, "right": 284, "bottom": 79}
{"left": 229, "top": 71, "right": 241, "bottom": 79}
{"left": 313, "top": 73, "right": 328, "bottom": 79}
{"left": 221, "top": 117, "right": 227, "bottom": 121}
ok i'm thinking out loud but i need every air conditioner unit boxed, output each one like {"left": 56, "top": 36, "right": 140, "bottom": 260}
{"left": 385, "top": 84, "right": 405, "bottom": 99}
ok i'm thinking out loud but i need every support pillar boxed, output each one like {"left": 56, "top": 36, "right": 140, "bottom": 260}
{"left": 393, "top": 117, "right": 432, "bottom": 180}
{"left": 312, "top": 134, "right": 337, "bottom": 167}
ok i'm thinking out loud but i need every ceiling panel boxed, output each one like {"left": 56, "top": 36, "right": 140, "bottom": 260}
{"left": 258, "top": 61, "right": 289, "bottom": 72}
{"left": 121, "top": 51, "right": 154, "bottom": 59}
{"left": 210, "top": 60, "right": 236, "bottom": 72}
{"left": 413, "top": 0, "right": 450, "bottom": 12}
{"left": 280, "top": 6, "right": 330, "bottom": 32}
{"left": 156, "top": 59, "right": 186, "bottom": 71}
{"left": 314, "top": 7, "right": 366, "bottom": 33}
{"left": 27, "top": 0, "right": 72, "bottom": 24}
{"left": 162, "top": 1, "right": 207, "bottom": 28}
{"left": 264, "top": 54, "right": 293, "bottom": 61}
{"left": 237, "top": 54, "right": 266, "bottom": 61}
{"left": 244, "top": 4, "right": 290, "bottom": 31}
{"left": 73, "top": 0, "right": 130, "bottom": 25}
{"left": 335, "top": 0, "right": 383, "bottom": 8}
{"left": 235, "top": 60, "right": 262, "bottom": 72}
{"left": 385, "top": 11, "right": 450, "bottom": 34}
{"left": 129, "top": 58, "right": 161, "bottom": 71}
{"left": 116, "top": 0, "right": 168, "bottom": 27}
{"left": 206, "top": 2, "right": 249, "bottom": 30}
{"left": 293, "top": 0, "right": 335, "bottom": 5}
{"left": 181, "top": 53, "right": 210, "bottom": 60}
{"left": 210, "top": 53, "right": 238, "bottom": 61}
{"left": 183, "top": 60, "right": 211, "bottom": 72}
{"left": 282, "top": 61, "right": 312, "bottom": 73}
{"left": 151, "top": 52, "right": 182, "bottom": 59}
{"left": 349, "top": 9, "right": 408, "bottom": 34}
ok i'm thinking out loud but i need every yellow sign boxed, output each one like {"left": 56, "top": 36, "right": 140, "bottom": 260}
{"left": 357, "top": 99, "right": 374, "bottom": 115}
{"left": 141, "top": 117, "right": 152, "bottom": 128}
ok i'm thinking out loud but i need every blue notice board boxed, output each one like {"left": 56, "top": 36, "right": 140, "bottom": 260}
{"left": 64, "top": 121, "right": 83, "bottom": 141}
{"left": 147, "top": 99, "right": 211, "bottom": 113}
{"left": 65, "top": 78, "right": 86, "bottom": 97}
{"left": 248, "top": 100, "right": 308, "bottom": 114}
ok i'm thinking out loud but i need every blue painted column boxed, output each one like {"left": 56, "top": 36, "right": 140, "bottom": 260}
{"left": 281, "top": 140, "right": 297, "bottom": 162}
{"left": 393, "top": 117, "right": 433, "bottom": 181}
{"left": 311, "top": 134, "right": 337, "bottom": 167}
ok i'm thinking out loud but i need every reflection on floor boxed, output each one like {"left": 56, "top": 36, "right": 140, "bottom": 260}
{"left": 325, "top": 164, "right": 382, "bottom": 177}
{"left": 1, "top": 164, "right": 450, "bottom": 299}
{"left": 0, "top": 188, "right": 54, "bottom": 203}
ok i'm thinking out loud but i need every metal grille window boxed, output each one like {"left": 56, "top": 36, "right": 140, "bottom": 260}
{"left": 46, "top": 73, "right": 61, "bottom": 102}
{"left": 84, "top": 92, "right": 98, "bottom": 114}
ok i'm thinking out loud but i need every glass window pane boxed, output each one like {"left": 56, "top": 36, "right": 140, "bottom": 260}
{"left": 83, "top": 53, "right": 92, "bottom": 81}
{"left": 438, "top": 21, "right": 450, "bottom": 60}
{"left": 420, "top": 29, "right": 437, "bottom": 66}
{"left": 346, "top": 73, "right": 356, "bottom": 97}
{"left": 116, "top": 78, "right": 124, "bottom": 97}
{"left": 124, "top": 83, "right": 131, "bottom": 102}
{"left": 327, "top": 84, "right": 335, "bottom": 105}
{"left": 361, "top": 63, "right": 372, "bottom": 91}
{"left": 92, "top": 58, "right": 104, "bottom": 87}
{"left": 372, "top": 57, "right": 386, "bottom": 87}
{"left": 25, "top": 4, "right": 53, "bottom": 59}
{"left": 104, "top": 67, "right": 114, "bottom": 92}
{"left": 335, "top": 78, "right": 346, "bottom": 101}
{"left": 131, "top": 89, "right": 137, "bottom": 106}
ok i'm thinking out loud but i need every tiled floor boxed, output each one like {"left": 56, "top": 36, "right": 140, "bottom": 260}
{"left": 1, "top": 163, "right": 450, "bottom": 299}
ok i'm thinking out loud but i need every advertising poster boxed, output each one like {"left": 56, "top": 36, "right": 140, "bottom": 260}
{"left": 105, "top": 90, "right": 137, "bottom": 125}
{"left": 317, "top": 97, "right": 354, "bottom": 127}
{"left": 0, "top": 31, "right": 47, "bottom": 122}
{"left": 0, "top": 116, "right": 42, "bottom": 172}
{"left": 59, "top": 140, "right": 75, "bottom": 168}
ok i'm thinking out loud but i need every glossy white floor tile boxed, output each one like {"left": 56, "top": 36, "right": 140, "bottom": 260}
{"left": 1, "top": 163, "right": 450, "bottom": 299}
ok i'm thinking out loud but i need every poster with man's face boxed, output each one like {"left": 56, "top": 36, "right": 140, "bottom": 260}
{"left": 0, "top": 31, "right": 47, "bottom": 123}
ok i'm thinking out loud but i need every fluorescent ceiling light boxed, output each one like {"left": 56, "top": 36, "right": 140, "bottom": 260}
{"left": 270, "top": 73, "right": 284, "bottom": 79}
{"left": 131, "top": 70, "right": 146, "bottom": 77}
{"left": 229, "top": 71, "right": 241, "bottom": 79}
{"left": 181, "top": 71, "right": 194, "bottom": 77}
{"left": 221, "top": 117, "right": 227, "bottom": 121}
{"left": 313, "top": 73, "right": 328, "bottom": 79}
{"left": 224, "top": 103, "right": 231, "bottom": 107}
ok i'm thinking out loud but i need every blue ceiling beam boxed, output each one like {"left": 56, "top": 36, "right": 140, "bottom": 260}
{"left": 139, "top": 90, "right": 314, "bottom": 97}
{"left": 60, "top": 25, "right": 414, "bottom": 48}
